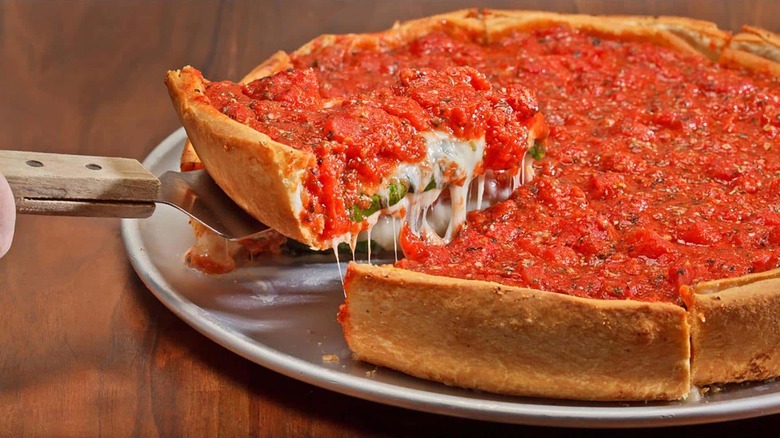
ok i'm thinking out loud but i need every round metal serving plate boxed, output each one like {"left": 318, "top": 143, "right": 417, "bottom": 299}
{"left": 122, "top": 128, "right": 780, "bottom": 428}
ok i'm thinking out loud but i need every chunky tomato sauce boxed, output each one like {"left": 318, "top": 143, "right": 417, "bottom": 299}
{"left": 392, "top": 28, "right": 780, "bottom": 304}
{"left": 208, "top": 26, "right": 779, "bottom": 302}
{"left": 203, "top": 65, "right": 541, "bottom": 241}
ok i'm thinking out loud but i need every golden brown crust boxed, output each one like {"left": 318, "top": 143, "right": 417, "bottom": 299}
{"left": 690, "top": 268, "right": 780, "bottom": 385}
{"left": 382, "top": 9, "right": 486, "bottom": 46}
{"left": 482, "top": 10, "right": 705, "bottom": 57}
{"left": 694, "top": 267, "right": 780, "bottom": 295}
{"left": 720, "top": 48, "right": 780, "bottom": 77}
{"left": 342, "top": 263, "right": 690, "bottom": 401}
{"left": 179, "top": 140, "right": 204, "bottom": 172}
{"left": 733, "top": 26, "right": 780, "bottom": 62}
{"left": 291, "top": 9, "right": 485, "bottom": 59}
{"left": 241, "top": 50, "right": 294, "bottom": 83}
{"left": 165, "top": 67, "right": 318, "bottom": 246}
{"left": 721, "top": 26, "right": 780, "bottom": 76}
{"left": 482, "top": 9, "right": 780, "bottom": 78}
{"left": 690, "top": 274, "right": 780, "bottom": 386}
{"left": 178, "top": 51, "right": 294, "bottom": 174}
{"left": 610, "top": 15, "right": 732, "bottom": 61}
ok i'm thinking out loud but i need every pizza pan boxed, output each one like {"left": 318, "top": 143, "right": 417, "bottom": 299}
{"left": 121, "top": 128, "right": 780, "bottom": 427}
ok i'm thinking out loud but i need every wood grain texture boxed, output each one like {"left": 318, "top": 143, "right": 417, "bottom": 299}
{"left": 2, "top": 1, "right": 780, "bottom": 436}
{"left": 0, "top": 150, "right": 158, "bottom": 217}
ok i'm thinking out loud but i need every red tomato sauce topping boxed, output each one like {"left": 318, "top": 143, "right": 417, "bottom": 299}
{"left": 207, "top": 26, "right": 779, "bottom": 302}
{"left": 202, "top": 66, "right": 542, "bottom": 241}
{"left": 391, "top": 28, "right": 780, "bottom": 304}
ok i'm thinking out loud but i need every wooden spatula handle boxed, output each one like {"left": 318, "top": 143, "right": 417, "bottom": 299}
{"left": 0, "top": 150, "right": 160, "bottom": 218}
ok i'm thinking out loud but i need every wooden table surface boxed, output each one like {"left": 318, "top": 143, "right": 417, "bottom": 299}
{"left": 2, "top": 1, "right": 780, "bottom": 436}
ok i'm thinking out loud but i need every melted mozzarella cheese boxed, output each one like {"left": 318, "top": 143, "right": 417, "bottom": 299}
{"left": 394, "top": 132, "right": 485, "bottom": 243}
{"left": 188, "top": 129, "right": 538, "bottom": 274}
{"left": 355, "top": 131, "right": 536, "bottom": 254}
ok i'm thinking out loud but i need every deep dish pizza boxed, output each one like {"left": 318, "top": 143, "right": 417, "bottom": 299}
{"left": 166, "top": 10, "right": 780, "bottom": 401}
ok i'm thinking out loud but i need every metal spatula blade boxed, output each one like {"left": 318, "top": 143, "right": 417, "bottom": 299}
{"left": 156, "top": 169, "right": 270, "bottom": 240}
{"left": 0, "top": 150, "right": 271, "bottom": 241}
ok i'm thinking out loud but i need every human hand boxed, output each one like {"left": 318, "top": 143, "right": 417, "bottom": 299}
{"left": 0, "top": 172, "right": 15, "bottom": 258}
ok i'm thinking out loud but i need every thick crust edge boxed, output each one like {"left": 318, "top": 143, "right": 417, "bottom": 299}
{"left": 690, "top": 270, "right": 780, "bottom": 385}
{"left": 165, "top": 67, "right": 317, "bottom": 245}
{"left": 341, "top": 263, "right": 690, "bottom": 401}
{"left": 722, "top": 26, "right": 780, "bottom": 76}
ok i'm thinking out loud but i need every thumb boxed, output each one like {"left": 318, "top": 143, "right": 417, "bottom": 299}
{"left": 0, "top": 172, "right": 16, "bottom": 258}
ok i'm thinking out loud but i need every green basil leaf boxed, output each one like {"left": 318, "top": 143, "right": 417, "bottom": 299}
{"left": 529, "top": 139, "right": 546, "bottom": 161}
{"left": 388, "top": 183, "right": 407, "bottom": 206}
{"left": 351, "top": 194, "right": 382, "bottom": 222}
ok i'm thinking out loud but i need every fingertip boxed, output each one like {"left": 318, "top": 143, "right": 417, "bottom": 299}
{"left": 0, "top": 173, "right": 16, "bottom": 258}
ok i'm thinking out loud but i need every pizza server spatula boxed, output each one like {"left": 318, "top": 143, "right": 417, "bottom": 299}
{"left": 0, "top": 150, "right": 271, "bottom": 241}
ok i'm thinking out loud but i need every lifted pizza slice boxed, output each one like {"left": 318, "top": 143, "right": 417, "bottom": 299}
{"left": 166, "top": 64, "right": 547, "bottom": 254}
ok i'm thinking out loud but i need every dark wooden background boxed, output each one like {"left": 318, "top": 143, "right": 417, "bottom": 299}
{"left": 2, "top": 1, "right": 780, "bottom": 436}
